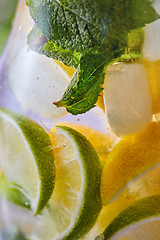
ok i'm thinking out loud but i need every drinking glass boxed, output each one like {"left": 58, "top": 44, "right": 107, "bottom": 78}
{"left": 0, "top": 0, "right": 160, "bottom": 240}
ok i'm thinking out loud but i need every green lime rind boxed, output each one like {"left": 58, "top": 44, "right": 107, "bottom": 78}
{"left": 0, "top": 108, "right": 55, "bottom": 215}
{"left": 56, "top": 125, "right": 103, "bottom": 240}
{"left": 0, "top": 173, "right": 31, "bottom": 209}
{"left": 98, "top": 194, "right": 160, "bottom": 240}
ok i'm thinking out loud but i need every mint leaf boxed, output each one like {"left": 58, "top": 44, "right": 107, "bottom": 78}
{"left": 40, "top": 41, "right": 82, "bottom": 68}
{"left": 27, "top": 0, "right": 113, "bottom": 54}
{"left": 123, "top": 0, "right": 159, "bottom": 30}
{"left": 26, "top": 0, "right": 159, "bottom": 115}
{"left": 28, "top": 25, "right": 82, "bottom": 68}
{"left": 54, "top": 53, "right": 108, "bottom": 114}
{"left": 27, "top": 0, "right": 159, "bottom": 54}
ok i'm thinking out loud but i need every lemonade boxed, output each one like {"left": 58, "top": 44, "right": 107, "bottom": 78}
{"left": 1, "top": 0, "right": 160, "bottom": 240}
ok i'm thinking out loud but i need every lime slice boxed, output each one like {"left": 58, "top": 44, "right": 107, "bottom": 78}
{"left": 96, "top": 195, "right": 160, "bottom": 240}
{"left": 0, "top": 172, "right": 30, "bottom": 209}
{"left": 55, "top": 122, "right": 112, "bottom": 163}
{"left": 0, "top": 108, "right": 55, "bottom": 215}
{"left": 101, "top": 121, "right": 160, "bottom": 205}
{"left": 32, "top": 125, "right": 102, "bottom": 240}
{"left": 82, "top": 164, "right": 160, "bottom": 240}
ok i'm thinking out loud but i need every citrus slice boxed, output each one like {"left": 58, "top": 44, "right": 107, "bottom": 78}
{"left": 0, "top": 108, "right": 55, "bottom": 215}
{"left": 137, "top": 59, "right": 160, "bottom": 115}
{"left": 32, "top": 125, "right": 102, "bottom": 240}
{"left": 55, "top": 60, "right": 76, "bottom": 78}
{"left": 55, "top": 122, "right": 112, "bottom": 163}
{"left": 96, "top": 194, "right": 160, "bottom": 240}
{"left": 96, "top": 90, "right": 105, "bottom": 112}
{"left": 80, "top": 165, "right": 160, "bottom": 240}
{"left": 101, "top": 121, "right": 160, "bottom": 205}
{"left": 0, "top": 172, "right": 30, "bottom": 209}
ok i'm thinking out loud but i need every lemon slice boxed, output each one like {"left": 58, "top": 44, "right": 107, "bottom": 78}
{"left": 55, "top": 60, "right": 76, "bottom": 78}
{"left": 96, "top": 195, "right": 160, "bottom": 240}
{"left": 101, "top": 121, "right": 160, "bottom": 205}
{"left": 137, "top": 59, "right": 160, "bottom": 115}
{"left": 32, "top": 125, "right": 102, "bottom": 240}
{"left": 0, "top": 108, "right": 55, "bottom": 215}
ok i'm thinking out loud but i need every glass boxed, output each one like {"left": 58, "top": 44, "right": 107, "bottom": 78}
{"left": 0, "top": 0, "right": 160, "bottom": 239}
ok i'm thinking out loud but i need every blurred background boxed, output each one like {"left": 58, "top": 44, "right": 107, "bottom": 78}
{"left": 0, "top": 0, "right": 18, "bottom": 55}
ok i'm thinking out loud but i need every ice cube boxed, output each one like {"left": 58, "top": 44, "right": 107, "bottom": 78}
{"left": 8, "top": 46, "right": 71, "bottom": 120}
{"left": 104, "top": 62, "right": 152, "bottom": 137}
{"left": 143, "top": 0, "right": 160, "bottom": 61}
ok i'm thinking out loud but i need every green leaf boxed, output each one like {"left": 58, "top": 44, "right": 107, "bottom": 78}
{"left": 26, "top": 0, "right": 159, "bottom": 54}
{"left": 123, "top": 0, "right": 160, "bottom": 30}
{"left": 28, "top": 25, "right": 82, "bottom": 68}
{"left": 26, "top": 0, "right": 113, "bottom": 54}
{"left": 54, "top": 53, "right": 108, "bottom": 114}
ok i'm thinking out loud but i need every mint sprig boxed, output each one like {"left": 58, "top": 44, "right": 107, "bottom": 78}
{"left": 54, "top": 53, "right": 107, "bottom": 114}
{"left": 26, "top": 0, "right": 159, "bottom": 115}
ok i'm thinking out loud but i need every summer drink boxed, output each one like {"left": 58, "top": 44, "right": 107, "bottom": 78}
{"left": 1, "top": 0, "right": 160, "bottom": 239}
